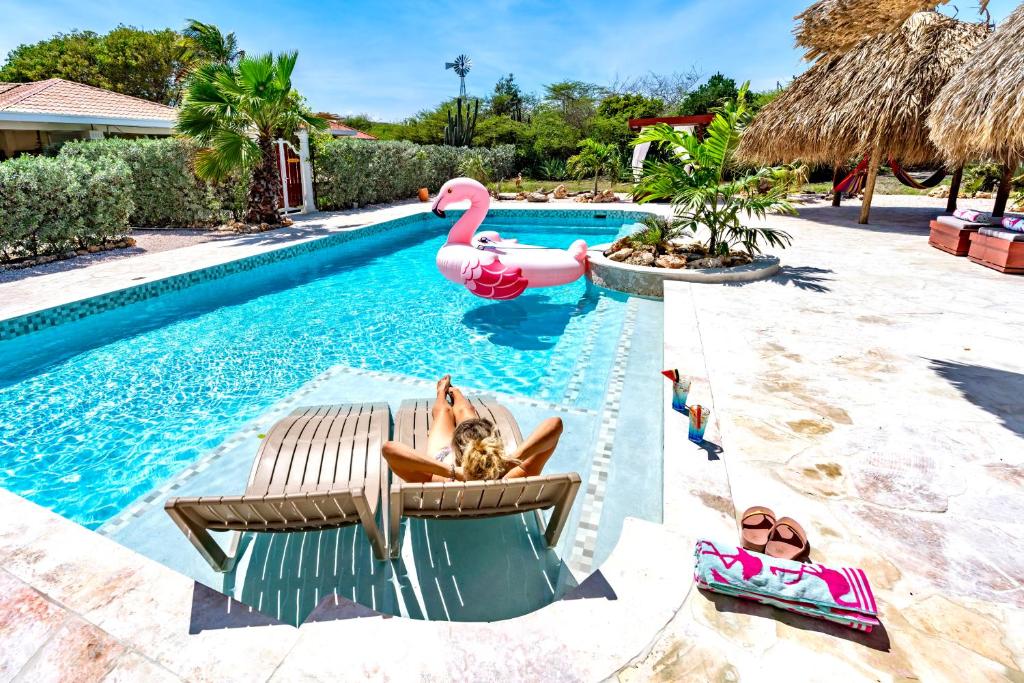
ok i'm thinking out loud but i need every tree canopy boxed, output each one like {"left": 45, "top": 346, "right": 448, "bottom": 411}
{"left": 0, "top": 26, "right": 183, "bottom": 104}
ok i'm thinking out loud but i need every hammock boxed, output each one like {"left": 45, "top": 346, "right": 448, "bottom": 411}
{"left": 833, "top": 156, "right": 946, "bottom": 195}
{"left": 887, "top": 156, "right": 946, "bottom": 189}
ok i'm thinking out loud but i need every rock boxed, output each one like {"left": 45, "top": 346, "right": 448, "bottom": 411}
{"left": 37, "top": 255, "right": 56, "bottom": 264}
{"left": 553, "top": 184, "right": 568, "bottom": 199}
{"left": 516, "top": 192, "right": 528, "bottom": 201}
{"left": 626, "top": 252, "right": 656, "bottom": 266}
{"left": 86, "top": 245, "right": 100, "bottom": 253}
{"left": 526, "top": 192, "right": 549, "bottom": 203}
{"left": 689, "top": 257, "right": 724, "bottom": 269}
{"left": 607, "top": 248, "right": 633, "bottom": 262}
{"left": 76, "top": 249, "right": 89, "bottom": 256}
{"left": 655, "top": 254, "right": 687, "bottom": 269}
{"left": 63, "top": 251, "right": 77, "bottom": 260}
{"left": 928, "top": 186, "right": 949, "bottom": 198}
{"left": 974, "top": 191, "right": 994, "bottom": 199}
{"left": 635, "top": 244, "right": 657, "bottom": 254}
{"left": 605, "top": 237, "right": 631, "bottom": 254}
{"left": 685, "top": 252, "right": 705, "bottom": 262}
{"left": 497, "top": 192, "right": 518, "bottom": 201}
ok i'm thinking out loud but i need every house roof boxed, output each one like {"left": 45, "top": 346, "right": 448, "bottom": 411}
{"left": 0, "top": 78, "right": 176, "bottom": 127}
{"left": 327, "top": 120, "right": 377, "bottom": 140}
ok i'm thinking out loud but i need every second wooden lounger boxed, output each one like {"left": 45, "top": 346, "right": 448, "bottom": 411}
{"left": 165, "top": 403, "right": 390, "bottom": 571}
{"left": 389, "top": 397, "right": 581, "bottom": 559}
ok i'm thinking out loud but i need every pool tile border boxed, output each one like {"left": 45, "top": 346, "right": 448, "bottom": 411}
{"left": 568, "top": 297, "right": 638, "bottom": 573}
{"left": 0, "top": 208, "right": 650, "bottom": 341}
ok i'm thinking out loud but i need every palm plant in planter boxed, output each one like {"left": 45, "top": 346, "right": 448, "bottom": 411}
{"left": 177, "top": 52, "right": 326, "bottom": 225}
{"left": 626, "top": 83, "right": 794, "bottom": 266}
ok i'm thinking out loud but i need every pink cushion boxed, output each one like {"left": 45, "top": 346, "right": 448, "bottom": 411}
{"left": 953, "top": 208, "right": 991, "bottom": 223}
{"left": 1001, "top": 215, "right": 1024, "bottom": 232}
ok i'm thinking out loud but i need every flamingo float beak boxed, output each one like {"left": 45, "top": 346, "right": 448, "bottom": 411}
{"left": 430, "top": 195, "right": 445, "bottom": 218}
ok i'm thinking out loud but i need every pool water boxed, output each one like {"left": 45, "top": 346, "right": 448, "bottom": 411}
{"left": 0, "top": 212, "right": 635, "bottom": 529}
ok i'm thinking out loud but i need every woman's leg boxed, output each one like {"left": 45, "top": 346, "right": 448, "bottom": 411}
{"left": 450, "top": 387, "right": 479, "bottom": 425}
{"left": 425, "top": 375, "right": 456, "bottom": 458}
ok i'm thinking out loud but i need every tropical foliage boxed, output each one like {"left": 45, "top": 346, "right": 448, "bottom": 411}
{"left": 634, "top": 84, "right": 794, "bottom": 256}
{"left": 568, "top": 139, "right": 620, "bottom": 193}
{"left": 176, "top": 52, "right": 326, "bottom": 223}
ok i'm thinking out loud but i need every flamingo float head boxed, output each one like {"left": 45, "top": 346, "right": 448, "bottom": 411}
{"left": 431, "top": 177, "right": 488, "bottom": 218}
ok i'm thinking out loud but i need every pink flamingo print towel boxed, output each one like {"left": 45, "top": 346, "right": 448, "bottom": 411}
{"left": 694, "top": 539, "right": 880, "bottom": 632}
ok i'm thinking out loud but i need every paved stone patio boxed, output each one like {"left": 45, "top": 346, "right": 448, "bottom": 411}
{"left": 1, "top": 194, "right": 1022, "bottom": 681}
{"left": 622, "top": 194, "right": 1024, "bottom": 682}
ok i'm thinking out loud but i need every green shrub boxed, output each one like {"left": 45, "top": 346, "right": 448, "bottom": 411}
{"left": 59, "top": 137, "right": 244, "bottom": 227}
{"left": 313, "top": 139, "right": 516, "bottom": 210}
{"left": 0, "top": 155, "right": 133, "bottom": 261}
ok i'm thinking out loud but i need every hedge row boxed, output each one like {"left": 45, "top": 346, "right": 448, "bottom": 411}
{"left": 0, "top": 155, "right": 134, "bottom": 262}
{"left": 313, "top": 139, "right": 515, "bottom": 210}
{"left": 59, "top": 138, "right": 244, "bottom": 228}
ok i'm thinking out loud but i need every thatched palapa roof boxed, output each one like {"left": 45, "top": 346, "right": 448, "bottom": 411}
{"left": 739, "top": 11, "right": 988, "bottom": 167}
{"left": 928, "top": 3, "right": 1024, "bottom": 165}
{"left": 794, "top": 0, "right": 948, "bottom": 60}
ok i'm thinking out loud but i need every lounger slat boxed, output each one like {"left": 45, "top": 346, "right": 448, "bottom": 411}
{"left": 298, "top": 405, "right": 342, "bottom": 490}
{"left": 248, "top": 413, "right": 305, "bottom": 492}
{"left": 267, "top": 410, "right": 317, "bottom": 493}
{"left": 283, "top": 406, "right": 330, "bottom": 494}
{"left": 318, "top": 404, "right": 354, "bottom": 491}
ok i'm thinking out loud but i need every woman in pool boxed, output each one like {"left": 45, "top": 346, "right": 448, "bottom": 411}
{"left": 382, "top": 375, "right": 563, "bottom": 482}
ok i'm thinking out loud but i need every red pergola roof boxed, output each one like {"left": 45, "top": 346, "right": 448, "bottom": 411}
{"left": 627, "top": 114, "right": 714, "bottom": 131}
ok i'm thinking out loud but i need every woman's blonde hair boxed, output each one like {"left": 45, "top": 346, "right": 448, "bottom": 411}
{"left": 452, "top": 418, "right": 521, "bottom": 480}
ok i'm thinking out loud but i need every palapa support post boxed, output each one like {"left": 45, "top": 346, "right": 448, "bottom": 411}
{"left": 858, "top": 141, "right": 883, "bottom": 225}
{"left": 831, "top": 165, "right": 842, "bottom": 206}
{"left": 992, "top": 164, "right": 1014, "bottom": 218}
{"left": 945, "top": 166, "right": 963, "bottom": 214}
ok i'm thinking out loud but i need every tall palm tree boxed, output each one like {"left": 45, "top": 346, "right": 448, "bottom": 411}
{"left": 568, "top": 139, "right": 618, "bottom": 194}
{"left": 180, "top": 19, "right": 243, "bottom": 69}
{"left": 176, "top": 52, "right": 326, "bottom": 224}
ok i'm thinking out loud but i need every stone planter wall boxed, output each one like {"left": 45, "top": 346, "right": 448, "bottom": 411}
{"left": 586, "top": 243, "right": 780, "bottom": 298}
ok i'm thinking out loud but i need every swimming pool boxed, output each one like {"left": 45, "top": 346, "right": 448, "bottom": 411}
{"left": 0, "top": 210, "right": 644, "bottom": 530}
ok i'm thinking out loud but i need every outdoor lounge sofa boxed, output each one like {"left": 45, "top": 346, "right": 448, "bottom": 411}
{"left": 389, "top": 397, "right": 581, "bottom": 559}
{"left": 929, "top": 214, "right": 989, "bottom": 256}
{"left": 968, "top": 227, "right": 1024, "bottom": 274}
{"left": 165, "top": 403, "right": 391, "bottom": 571}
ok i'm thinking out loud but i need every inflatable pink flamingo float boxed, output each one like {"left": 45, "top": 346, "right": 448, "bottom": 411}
{"left": 431, "top": 177, "right": 588, "bottom": 300}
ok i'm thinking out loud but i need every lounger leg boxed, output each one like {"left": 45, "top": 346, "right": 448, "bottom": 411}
{"left": 389, "top": 488, "right": 403, "bottom": 559}
{"left": 353, "top": 494, "right": 387, "bottom": 561}
{"left": 543, "top": 479, "right": 582, "bottom": 548}
{"left": 166, "top": 507, "right": 234, "bottom": 572}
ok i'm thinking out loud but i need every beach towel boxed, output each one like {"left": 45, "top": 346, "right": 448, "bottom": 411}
{"left": 694, "top": 538, "right": 880, "bottom": 632}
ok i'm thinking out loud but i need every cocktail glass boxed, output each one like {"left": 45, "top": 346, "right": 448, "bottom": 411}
{"left": 688, "top": 405, "right": 711, "bottom": 443}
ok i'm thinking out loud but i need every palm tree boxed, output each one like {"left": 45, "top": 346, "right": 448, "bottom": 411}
{"left": 568, "top": 139, "right": 618, "bottom": 194}
{"left": 176, "top": 52, "right": 326, "bottom": 224}
{"left": 180, "top": 19, "right": 243, "bottom": 68}
{"left": 633, "top": 83, "right": 794, "bottom": 256}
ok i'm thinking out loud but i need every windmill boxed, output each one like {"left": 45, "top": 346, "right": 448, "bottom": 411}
{"left": 445, "top": 54, "right": 472, "bottom": 99}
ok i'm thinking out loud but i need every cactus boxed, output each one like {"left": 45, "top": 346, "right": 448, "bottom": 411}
{"left": 444, "top": 97, "right": 478, "bottom": 147}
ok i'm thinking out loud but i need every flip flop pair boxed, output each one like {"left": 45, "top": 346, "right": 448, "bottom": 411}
{"left": 740, "top": 506, "right": 810, "bottom": 561}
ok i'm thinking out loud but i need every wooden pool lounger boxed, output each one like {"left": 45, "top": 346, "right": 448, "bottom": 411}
{"left": 165, "top": 403, "right": 391, "bottom": 571}
{"left": 389, "top": 397, "right": 582, "bottom": 559}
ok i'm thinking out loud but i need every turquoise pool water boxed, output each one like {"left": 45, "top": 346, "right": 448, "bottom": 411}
{"left": 0, "top": 212, "right": 636, "bottom": 529}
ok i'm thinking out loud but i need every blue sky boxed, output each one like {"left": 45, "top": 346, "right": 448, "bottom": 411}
{"left": 2, "top": 0, "right": 1016, "bottom": 121}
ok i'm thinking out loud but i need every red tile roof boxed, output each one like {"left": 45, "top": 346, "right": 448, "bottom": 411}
{"left": 0, "top": 79, "right": 176, "bottom": 124}
{"left": 327, "top": 120, "right": 377, "bottom": 140}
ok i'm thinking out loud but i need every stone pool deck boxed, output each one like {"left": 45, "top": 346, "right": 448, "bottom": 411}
{"left": 1, "top": 195, "right": 1022, "bottom": 681}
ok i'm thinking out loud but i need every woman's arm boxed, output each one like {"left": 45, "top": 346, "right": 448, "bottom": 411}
{"left": 382, "top": 441, "right": 463, "bottom": 483}
{"left": 505, "top": 417, "right": 563, "bottom": 479}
